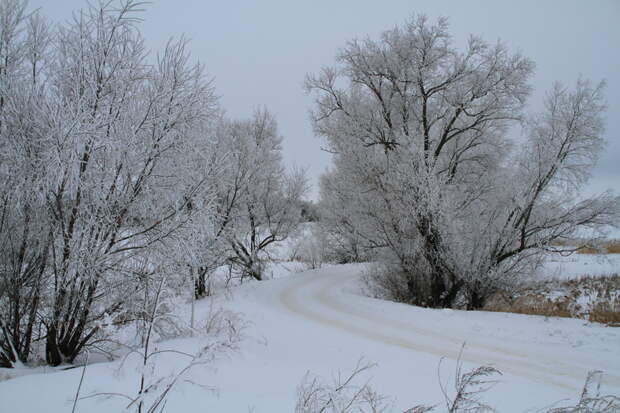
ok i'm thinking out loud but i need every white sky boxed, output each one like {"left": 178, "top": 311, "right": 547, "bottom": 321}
{"left": 29, "top": 0, "right": 620, "bottom": 201}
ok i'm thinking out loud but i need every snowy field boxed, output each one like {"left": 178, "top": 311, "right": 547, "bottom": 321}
{"left": 1, "top": 263, "right": 618, "bottom": 413}
{"left": 539, "top": 253, "right": 619, "bottom": 280}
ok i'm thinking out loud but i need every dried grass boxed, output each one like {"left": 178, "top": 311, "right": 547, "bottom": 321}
{"left": 589, "top": 302, "right": 620, "bottom": 326}
{"left": 576, "top": 246, "right": 600, "bottom": 254}
{"left": 606, "top": 241, "right": 620, "bottom": 254}
{"left": 576, "top": 239, "right": 620, "bottom": 254}
{"left": 484, "top": 274, "right": 620, "bottom": 325}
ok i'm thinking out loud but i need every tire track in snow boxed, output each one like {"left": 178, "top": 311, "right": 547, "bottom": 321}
{"left": 277, "top": 267, "right": 620, "bottom": 393}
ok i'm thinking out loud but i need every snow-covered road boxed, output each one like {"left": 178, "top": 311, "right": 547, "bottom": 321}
{"left": 277, "top": 265, "right": 620, "bottom": 393}
{"left": 1, "top": 264, "right": 618, "bottom": 412}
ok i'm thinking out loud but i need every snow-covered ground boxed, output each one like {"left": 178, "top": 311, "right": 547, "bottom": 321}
{"left": 1, "top": 263, "right": 618, "bottom": 412}
{"left": 539, "top": 253, "right": 619, "bottom": 280}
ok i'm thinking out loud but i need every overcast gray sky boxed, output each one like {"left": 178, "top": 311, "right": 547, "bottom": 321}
{"left": 29, "top": 0, "right": 620, "bottom": 200}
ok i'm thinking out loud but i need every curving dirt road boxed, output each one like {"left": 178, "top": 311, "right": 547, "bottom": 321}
{"left": 275, "top": 264, "right": 620, "bottom": 394}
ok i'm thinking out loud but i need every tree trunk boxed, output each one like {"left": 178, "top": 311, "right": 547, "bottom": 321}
{"left": 44, "top": 325, "right": 62, "bottom": 366}
{"left": 406, "top": 214, "right": 462, "bottom": 308}
{"left": 194, "top": 267, "right": 209, "bottom": 298}
{"left": 45, "top": 278, "right": 99, "bottom": 366}
{"left": 0, "top": 318, "right": 17, "bottom": 368}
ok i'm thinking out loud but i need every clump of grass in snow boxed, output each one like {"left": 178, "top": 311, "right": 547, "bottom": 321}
{"left": 484, "top": 274, "right": 620, "bottom": 325}
{"left": 576, "top": 239, "right": 620, "bottom": 254}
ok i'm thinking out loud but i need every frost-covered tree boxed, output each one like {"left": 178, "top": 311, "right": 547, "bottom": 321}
{"left": 318, "top": 168, "right": 382, "bottom": 264}
{"left": 0, "top": 0, "right": 301, "bottom": 369}
{"left": 0, "top": 0, "right": 221, "bottom": 367}
{"left": 306, "top": 15, "right": 619, "bottom": 309}
{"left": 211, "top": 109, "right": 307, "bottom": 282}
{"left": 0, "top": 0, "right": 53, "bottom": 368}
{"left": 40, "top": 1, "right": 219, "bottom": 366}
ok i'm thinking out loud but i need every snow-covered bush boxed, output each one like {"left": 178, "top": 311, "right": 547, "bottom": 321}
{"left": 290, "top": 225, "right": 328, "bottom": 270}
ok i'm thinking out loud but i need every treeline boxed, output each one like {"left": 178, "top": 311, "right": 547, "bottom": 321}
{"left": 0, "top": 0, "right": 305, "bottom": 368}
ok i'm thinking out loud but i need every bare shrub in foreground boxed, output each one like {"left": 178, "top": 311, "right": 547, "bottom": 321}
{"left": 85, "top": 277, "right": 241, "bottom": 413}
{"left": 436, "top": 355, "right": 501, "bottom": 413}
{"left": 543, "top": 371, "right": 620, "bottom": 413}
{"left": 296, "top": 357, "right": 619, "bottom": 413}
{"left": 295, "top": 359, "right": 388, "bottom": 413}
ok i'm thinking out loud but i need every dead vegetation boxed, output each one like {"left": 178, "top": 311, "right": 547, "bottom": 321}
{"left": 484, "top": 274, "right": 620, "bottom": 325}
{"left": 581, "top": 239, "right": 620, "bottom": 254}
{"left": 607, "top": 241, "right": 620, "bottom": 254}
{"left": 551, "top": 239, "right": 620, "bottom": 254}
{"left": 296, "top": 354, "right": 620, "bottom": 413}
{"left": 575, "top": 240, "right": 619, "bottom": 254}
